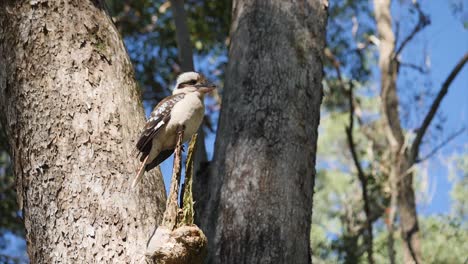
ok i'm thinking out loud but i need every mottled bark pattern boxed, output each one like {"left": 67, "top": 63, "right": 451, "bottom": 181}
{"left": 374, "top": 0, "right": 422, "bottom": 263}
{"left": 197, "top": 1, "right": 327, "bottom": 263}
{"left": 0, "top": 1, "right": 166, "bottom": 262}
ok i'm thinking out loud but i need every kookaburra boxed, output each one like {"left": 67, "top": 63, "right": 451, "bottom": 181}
{"left": 132, "top": 71, "right": 216, "bottom": 188}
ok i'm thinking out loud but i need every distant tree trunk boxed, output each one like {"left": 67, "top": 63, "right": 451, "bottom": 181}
{"left": 197, "top": 1, "right": 328, "bottom": 263}
{"left": 0, "top": 1, "right": 166, "bottom": 262}
{"left": 170, "top": 0, "right": 208, "bottom": 174}
{"left": 171, "top": 0, "right": 195, "bottom": 72}
{"left": 373, "top": 0, "right": 422, "bottom": 263}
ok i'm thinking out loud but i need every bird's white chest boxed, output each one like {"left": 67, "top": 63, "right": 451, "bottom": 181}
{"left": 169, "top": 93, "right": 204, "bottom": 141}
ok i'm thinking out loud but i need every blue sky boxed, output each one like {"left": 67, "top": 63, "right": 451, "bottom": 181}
{"left": 402, "top": 1, "right": 467, "bottom": 215}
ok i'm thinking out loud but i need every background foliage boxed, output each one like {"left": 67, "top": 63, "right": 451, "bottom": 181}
{"left": 0, "top": 0, "right": 466, "bottom": 263}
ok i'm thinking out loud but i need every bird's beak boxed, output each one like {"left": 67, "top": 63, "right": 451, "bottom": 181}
{"left": 198, "top": 82, "right": 216, "bottom": 94}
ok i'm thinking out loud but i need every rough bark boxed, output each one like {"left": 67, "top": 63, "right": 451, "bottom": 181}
{"left": 0, "top": 1, "right": 166, "bottom": 262}
{"left": 374, "top": 0, "right": 421, "bottom": 263}
{"left": 197, "top": 1, "right": 328, "bottom": 263}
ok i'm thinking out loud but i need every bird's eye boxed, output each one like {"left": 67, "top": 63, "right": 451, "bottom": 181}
{"left": 177, "top": 79, "right": 197, "bottom": 89}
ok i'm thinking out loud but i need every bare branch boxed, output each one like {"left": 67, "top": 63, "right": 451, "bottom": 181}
{"left": 395, "top": 21, "right": 400, "bottom": 48}
{"left": 345, "top": 83, "right": 374, "bottom": 264}
{"left": 395, "top": 2, "right": 430, "bottom": 58}
{"left": 324, "top": 47, "right": 365, "bottom": 126}
{"left": 416, "top": 127, "right": 466, "bottom": 163}
{"left": 399, "top": 61, "right": 427, "bottom": 74}
{"left": 182, "top": 134, "right": 198, "bottom": 225}
{"left": 410, "top": 52, "right": 468, "bottom": 163}
{"left": 324, "top": 48, "right": 344, "bottom": 86}
{"left": 325, "top": 46, "right": 375, "bottom": 263}
{"left": 162, "top": 128, "right": 185, "bottom": 229}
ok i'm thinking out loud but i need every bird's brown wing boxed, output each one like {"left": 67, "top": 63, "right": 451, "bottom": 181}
{"left": 135, "top": 93, "right": 185, "bottom": 161}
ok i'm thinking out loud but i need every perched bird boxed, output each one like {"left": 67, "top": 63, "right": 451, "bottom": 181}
{"left": 132, "top": 71, "right": 216, "bottom": 188}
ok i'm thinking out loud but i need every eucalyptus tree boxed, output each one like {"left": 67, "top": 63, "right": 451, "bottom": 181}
{"left": 0, "top": 1, "right": 165, "bottom": 262}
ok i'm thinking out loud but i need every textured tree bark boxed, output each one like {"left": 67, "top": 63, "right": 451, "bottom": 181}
{"left": 196, "top": 1, "right": 328, "bottom": 263}
{"left": 373, "top": 0, "right": 422, "bottom": 263}
{"left": 0, "top": 1, "right": 166, "bottom": 262}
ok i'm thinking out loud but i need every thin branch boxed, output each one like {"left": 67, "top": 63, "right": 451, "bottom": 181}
{"left": 345, "top": 83, "right": 374, "bottom": 264}
{"left": 325, "top": 46, "right": 382, "bottom": 151}
{"left": 394, "top": 2, "right": 430, "bottom": 58}
{"left": 324, "top": 48, "right": 344, "bottom": 86}
{"left": 181, "top": 134, "right": 198, "bottom": 225}
{"left": 410, "top": 51, "right": 468, "bottom": 163}
{"left": 324, "top": 47, "right": 365, "bottom": 126}
{"left": 395, "top": 21, "right": 400, "bottom": 48}
{"left": 416, "top": 127, "right": 466, "bottom": 163}
{"left": 345, "top": 94, "right": 367, "bottom": 182}
{"left": 399, "top": 61, "right": 427, "bottom": 74}
{"left": 162, "top": 128, "right": 184, "bottom": 230}
{"left": 325, "top": 47, "right": 375, "bottom": 263}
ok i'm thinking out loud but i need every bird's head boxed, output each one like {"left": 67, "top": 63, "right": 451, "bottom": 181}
{"left": 172, "top": 71, "right": 216, "bottom": 95}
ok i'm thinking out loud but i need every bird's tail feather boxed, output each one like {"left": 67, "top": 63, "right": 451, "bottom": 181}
{"left": 132, "top": 155, "right": 149, "bottom": 188}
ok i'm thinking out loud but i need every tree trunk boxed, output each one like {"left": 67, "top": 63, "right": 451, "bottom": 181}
{"left": 170, "top": 0, "right": 195, "bottom": 72}
{"left": 397, "top": 159, "right": 422, "bottom": 264}
{"left": 197, "top": 1, "right": 328, "bottom": 263}
{"left": 0, "top": 1, "right": 166, "bottom": 262}
{"left": 373, "top": 0, "right": 422, "bottom": 263}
